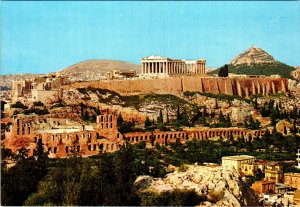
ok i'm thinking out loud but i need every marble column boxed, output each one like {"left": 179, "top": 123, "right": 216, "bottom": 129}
{"left": 159, "top": 62, "right": 162, "bottom": 73}
{"left": 179, "top": 63, "right": 181, "bottom": 73}
{"left": 173, "top": 63, "right": 175, "bottom": 74}
{"left": 174, "top": 62, "right": 176, "bottom": 74}
{"left": 151, "top": 62, "right": 154, "bottom": 73}
{"left": 158, "top": 62, "right": 160, "bottom": 73}
{"left": 200, "top": 63, "right": 202, "bottom": 73}
{"left": 147, "top": 62, "right": 149, "bottom": 73}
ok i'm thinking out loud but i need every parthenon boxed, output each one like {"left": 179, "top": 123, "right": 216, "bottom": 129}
{"left": 141, "top": 55, "right": 206, "bottom": 76}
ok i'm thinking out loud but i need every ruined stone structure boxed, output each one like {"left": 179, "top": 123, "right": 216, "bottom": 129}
{"left": 284, "top": 173, "right": 300, "bottom": 191}
{"left": 11, "top": 74, "right": 67, "bottom": 103}
{"left": 141, "top": 55, "right": 206, "bottom": 77}
{"left": 65, "top": 76, "right": 288, "bottom": 98}
{"left": 252, "top": 180, "right": 275, "bottom": 194}
{"left": 12, "top": 80, "right": 33, "bottom": 102}
{"left": 5, "top": 114, "right": 268, "bottom": 158}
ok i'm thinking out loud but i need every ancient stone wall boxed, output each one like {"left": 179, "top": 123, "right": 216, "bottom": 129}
{"left": 63, "top": 77, "right": 288, "bottom": 98}
{"left": 124, "top": 127, "right": 266, "bottom": 146}
{"left": 4, "top": 115, "right": 268, "bottom": 158}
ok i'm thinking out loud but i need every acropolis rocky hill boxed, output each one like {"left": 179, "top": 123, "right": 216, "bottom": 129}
{"left": 64, "top": 76, "right": 288, "bottom": 98}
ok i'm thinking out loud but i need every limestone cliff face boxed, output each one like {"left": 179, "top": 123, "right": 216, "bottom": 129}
{"left": 63, "top": 76, "right": 288, "bottom": 98}
{"left": 134, "top": 165, "right": 259, "bottom": 206}
{"left": 229, "top": 46, "right": 277, "bottom": 66}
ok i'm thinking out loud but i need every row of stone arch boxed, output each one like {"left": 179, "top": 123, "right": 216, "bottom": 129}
{"left": 124, "top": 128, "right": 266, "bottom": 146}
{"left": 125, "top": 131, "right": 188, "bottom": 144}
{"left": 45, "top": 141, "right": 118, "bottom": 156}
{"left": 189, "top": 129, "right": 265, "bottom": 140}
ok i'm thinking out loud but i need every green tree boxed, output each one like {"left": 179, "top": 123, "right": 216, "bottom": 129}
{"left": 166, "top": 110, "right": 170, "bottom": 123}
{"left": 218, "top": 64, "right": 229, "bottom": 77}
{"left": 2, "top": 158, "right": 48, "bottom": 205}
{"left": 33, "top": 101, "right": 44, "bottom": 107}
{"left": 34, "top": 138, "right": 48, "bottom": 160}
{"left": 114, "top": 142, "right": 137, "bottom": 205}
{"left": 291, "top": 119, "right": 297, "bottom": 134}
{"left": 158, "top": 109, "right": 163, "bottom": 124}
{"left": 117, "top": 113, "right": 124, "bottom": 126}
{"left": 283, "top": 125, "right": 288, "bottom": 135}
{"left": 176, "top": 105, "right": 181, "bottom": 121}
{"left": 144, "top": 116, "right": 152, "bottom": 128}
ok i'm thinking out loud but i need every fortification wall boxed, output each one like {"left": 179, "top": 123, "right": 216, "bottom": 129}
{"left": 64, "top": 77, "right": 288, "bottom": 97}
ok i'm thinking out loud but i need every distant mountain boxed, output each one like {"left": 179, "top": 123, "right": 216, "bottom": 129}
{"left": 229, "top": 45, "right": 277, "bottom": 65}
{"left": 59, "top": 60, "right": 141, "bottom": 75}
{"left": 210, "top": 45, "right": 295, "bottom": 79}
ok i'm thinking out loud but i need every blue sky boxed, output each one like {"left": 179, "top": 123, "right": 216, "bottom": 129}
{"left": 1, "top": 1, "right": 300, "bottom": 74}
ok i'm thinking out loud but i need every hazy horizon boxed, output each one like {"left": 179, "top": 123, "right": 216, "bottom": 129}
{"left": 1, "top": 1, "right": 300, "bottom": 75}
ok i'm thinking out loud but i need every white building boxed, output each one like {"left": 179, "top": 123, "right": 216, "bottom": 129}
{"left": 222, "top": 155, "right": 256, "bottom": 171}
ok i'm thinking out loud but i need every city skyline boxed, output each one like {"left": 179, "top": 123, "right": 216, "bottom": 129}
{"left": 1, "top": 1, "right": 300, "bottom": 74}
